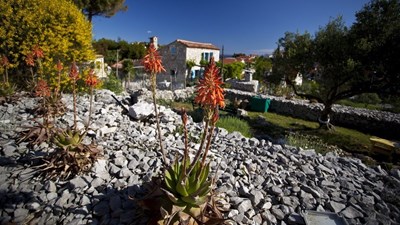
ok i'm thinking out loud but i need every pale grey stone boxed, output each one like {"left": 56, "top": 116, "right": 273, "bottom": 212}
{"left": 327, "top": 201, "right": 346, "bottom": 213}
{"left": 271, "top": 207, "right": 285, "bottom": 220}
{"left": 341, "top": 206, "right": 364, "bottom": 219}
{"left": 271, "top": 186, "right": 283, "bottom": 196}
{"left": 237, "top": 199, "right": 252, "bottom": 213}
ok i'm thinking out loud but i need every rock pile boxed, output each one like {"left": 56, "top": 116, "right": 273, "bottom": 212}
{"left": 0, "top": 90, "right": 400, "bottom": 225}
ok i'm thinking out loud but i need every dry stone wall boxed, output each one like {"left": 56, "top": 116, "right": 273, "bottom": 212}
{"left": 225, "top": 89, "right": 400, "bottom": 139}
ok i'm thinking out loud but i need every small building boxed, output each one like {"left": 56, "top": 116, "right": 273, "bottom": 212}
{"left": 93, "top": 55, "right": 108, "bottom": 79}
{"left": 158, "top": 39, "right": 220, "bottom": 88}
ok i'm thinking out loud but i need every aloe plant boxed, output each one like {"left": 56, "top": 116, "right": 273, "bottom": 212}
{"left": 53, "top": 128, "right": 86, "bottom": 150}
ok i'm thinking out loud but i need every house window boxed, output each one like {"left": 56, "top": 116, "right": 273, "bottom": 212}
{"left": 170, "top": 46, "right": 176, "bottom": 55}
{"left": 201, "top": 52, "right": 214, "bottom": 62}
{"left": 204, "top": 53, "right": 209, "bottom": 61}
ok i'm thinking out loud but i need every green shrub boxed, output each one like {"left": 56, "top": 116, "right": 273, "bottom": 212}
{"left": 102, "top": 73, "right": 123, "bottom": 94}
{"left": 216, "top": 116, "right": 252, "bottom": 137}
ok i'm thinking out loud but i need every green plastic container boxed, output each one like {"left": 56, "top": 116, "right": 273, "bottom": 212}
{"left": 250, "top": 96, "right": 271, "bottom": 112}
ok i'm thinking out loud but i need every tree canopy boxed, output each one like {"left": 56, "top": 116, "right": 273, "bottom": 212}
{"left": 272, "top": 0, "right": 400, "bottom": 128}
{"left": 73, "top": 0, "right": 128, "bottom": 22}
{"left": 92, "top": 38, "right": 146, "bottom": 64}
{"left": 223, "top": 62, "right": 245, "bottom": 80}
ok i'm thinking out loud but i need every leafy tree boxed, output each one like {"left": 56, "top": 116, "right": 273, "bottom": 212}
{"left": 273, "top": 0, "right": 400, "bottom": 130}
{"left": 93, "top": 38, "right": 146, "bottom": 64}
{"left": 185, "top": 59, "right": 196, "bottom": 87}
{"left": 73, "top": 0, "right": 128, "bottom": 22}
{"left": 253, "top": 56, "right": 272, "bottom": 81}
{"left": 223, "top": 62, "right": 245, "bottom": 80}
{"left": 0, "top": 0, "right": 94, "bottom": 89}
{"left": 122, "top": 59, "right": 134, "bottom": 90}
{"left": 350, "top": 0, "right": 400, "bottom": 96}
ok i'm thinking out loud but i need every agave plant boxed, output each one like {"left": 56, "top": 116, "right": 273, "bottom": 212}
{"left": 53, "top": 128, "right": 86, "bottom": 150}
{"left": 36, "top": 128, "right": 98, "bottom": 180}
{"left": 138, "top": 53, "right": 228, "bottom": 224}
{"left": 157, "top": 159, "right": 213, "bottom": 224}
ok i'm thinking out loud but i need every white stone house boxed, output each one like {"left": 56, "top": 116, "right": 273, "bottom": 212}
{"left": 158, "top": 39, "right": 220, "bottom": 88}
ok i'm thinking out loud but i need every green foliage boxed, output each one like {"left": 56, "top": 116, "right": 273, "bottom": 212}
{"left": 164, "top": 160, "right": 211, "bottom": 207}
{"left": 93, "top": 39, "right": 146, "bottom": 64}
{"left": 73, "top": 0, "right": 128, "bottom": 22}
{"left": 102, "top": 73, "right": 123, "bottom": 94}
{"left": 353, "top": 93, "right": 382, "bottom": 105}
{"left": 0, "top": 82, "right": 16, "bottom": 97}
{"left": 53, "top": 128, "right": 86, "bottom": 150}
{"left": 216, "top": 116, "right": 252, "bottom": 138}
{"left": 0, "top": 0, "right": 95, "bottom": 89}
{"left": 273, "top": 0, "right": 400, "bottom": 124}
{"left": 253, "top": 56, "right": 272, "bottom": 81}
{"left": 223, "top": 62, "right": 245, "bottom": 80}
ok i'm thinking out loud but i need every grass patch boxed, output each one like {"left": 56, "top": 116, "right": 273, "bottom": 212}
{"left": 337, "top": 99, "right": 382, "bottom": 111}
{"left": 216, "top": 116, "right": 252, "bottom": 138}
{"left": 247, "top": 111, "right": 372, "bottom": 155}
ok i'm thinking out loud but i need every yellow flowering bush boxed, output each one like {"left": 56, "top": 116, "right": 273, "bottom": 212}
{"left": 0, "top": 0, "right": 95, "bottom": 90}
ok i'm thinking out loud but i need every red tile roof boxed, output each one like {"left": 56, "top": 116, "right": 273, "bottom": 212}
{"left": 176, "top": 39, "right": 219, "bottom": 50}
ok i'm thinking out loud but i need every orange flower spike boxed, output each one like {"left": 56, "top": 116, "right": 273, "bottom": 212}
{"left": 56, "top": 60, "right": 63, "bottom": 72}
{"left": 194, "top": 57, "right": 225, "bottom": 109}
{"left": 35, "top": 79, "right": 51, "bottom": 97}
{"left": 143, "top": 43, "right": 165, "bottom": 74}
{"left": 69, "top": 62, "right": 79, "bottom": 80}
{"left": 25, "top": 53, "right": 35, "bottom": 66}
{"left": 32, "top": 45, "right": 44, "bottom": 59}
{"left": 85, "top": 69, "right": 98, "bottom": 87}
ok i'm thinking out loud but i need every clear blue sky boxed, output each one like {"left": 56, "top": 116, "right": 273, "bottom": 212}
{"left": 92, "top": 0, "right": 370, "bottom": 55}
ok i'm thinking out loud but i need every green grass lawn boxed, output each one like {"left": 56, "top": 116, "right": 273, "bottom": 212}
{"left": 247, "top": 111, "right": 372, "bottom": 155}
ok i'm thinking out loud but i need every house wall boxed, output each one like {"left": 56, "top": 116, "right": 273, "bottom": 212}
{"left": 159, "top": 42, "right": 187, "bottom": 87}
{"left": 93, "top": 56, "right": 108, "bottom": 79}
{"left": 159, "top": 41, "right": 220, "bottom": 89}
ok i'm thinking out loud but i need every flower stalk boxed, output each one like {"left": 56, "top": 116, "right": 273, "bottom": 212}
{"left": 143, "top": 43, "right": 167, "bottom": 165}
{"left": 85, "top": 69, "right": 98, "bottom": 130}
{"left": 69, "top": 61, "right": 79, "bottom": 129}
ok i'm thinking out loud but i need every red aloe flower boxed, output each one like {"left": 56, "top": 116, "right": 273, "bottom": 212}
{"left": 85, "top": 69, "right": 98, "bottom": 87}
{"left": 69, "top": 62, "right": 79, "bottom": 80}
{"left": 25, "top": 53, "right": 35, "bottom": 66}
{"left": 32, "top": 45, "right": 44, "bottom": 59}
{"left": 56, "top": 60, "right": 63, "bottom": 72}
{"left": 194, "top": 57, "right": 225, "bottom": 109}
{"left": 142, "top": 43, "right": 165, "bottom": 74}
{"left": 1, "top": 55, "right": 9, "bottom": 67}
{"left": 35, "top": 79, "right": 50, "bottom": 97}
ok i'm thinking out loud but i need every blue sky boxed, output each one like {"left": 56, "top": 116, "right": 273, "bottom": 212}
{"left": 92, "top": 0, "right": 370, "bottom": 55}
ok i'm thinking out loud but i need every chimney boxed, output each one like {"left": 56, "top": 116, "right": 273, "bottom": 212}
{"left": 150, "top": 36, "right": 158, "bottom": 49}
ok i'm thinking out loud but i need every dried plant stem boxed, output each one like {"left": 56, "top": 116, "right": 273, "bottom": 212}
{"left": 151, "top": 75, "right": 167, "bottom": 165}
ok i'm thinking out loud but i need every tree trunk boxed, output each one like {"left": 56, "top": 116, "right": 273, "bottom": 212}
{"left": 319, "top": 103, "right": 335, "bottom": 130}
